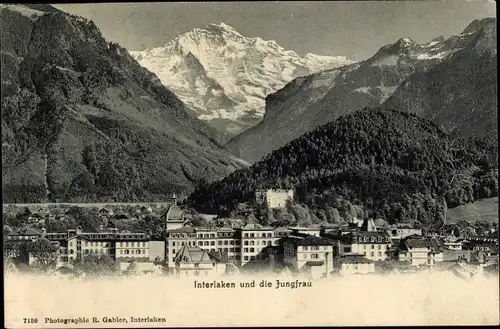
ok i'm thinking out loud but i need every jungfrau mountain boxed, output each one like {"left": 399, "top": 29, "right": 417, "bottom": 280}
{"left": 226, "top": 17, "right": 497, "bottom": 163}
{"left": 1, "top": 4, "right": 247, "bottom": 203}
{"left": 130, "top": 22, "right": 354, "bottom": 140}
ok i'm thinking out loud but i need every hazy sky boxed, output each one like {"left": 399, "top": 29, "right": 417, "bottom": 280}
{"left": 54, "top": 1, "right": 495, "bottom": 61}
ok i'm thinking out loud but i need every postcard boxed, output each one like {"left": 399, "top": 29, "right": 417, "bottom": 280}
{"left": 2, "top": 1, "right": 498, "bottom": 327}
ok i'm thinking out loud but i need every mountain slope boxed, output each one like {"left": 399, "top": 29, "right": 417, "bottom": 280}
{"left": 382, "top": 18, "right": 497, "bottom": 139}
{"left": 188, "top": 109, "right": 498, "bottom": 230}
{"left": 227, "top": 17, "right": 497, "bottom": 163}
{"left": 130, "top": 22, "right": 354, "bottom": 139}
{"left": 1, "top": 4, "right": 247, "bottom": 203}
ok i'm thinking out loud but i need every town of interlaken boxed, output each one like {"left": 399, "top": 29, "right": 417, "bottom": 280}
{"left": 4, "top": 190, "right": 498, "bottom": 279}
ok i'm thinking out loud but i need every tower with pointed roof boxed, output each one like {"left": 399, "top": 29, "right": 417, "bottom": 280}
{"left": 361, "top": 218, "right": 377, "bottom": 232}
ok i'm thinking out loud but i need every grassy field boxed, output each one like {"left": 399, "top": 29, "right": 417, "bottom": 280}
{"left": 446, "top": 197, "right": 499, "bottom": 224}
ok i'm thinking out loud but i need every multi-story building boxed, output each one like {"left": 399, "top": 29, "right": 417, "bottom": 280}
{"left": 387, "top": 224, "right": 422, "bottom": 241}
{"left": 255, "top": 189, "right": 294, "bottom": 209}
{"left": 164, "top": 223, "right": 293, "bottom": 270}
{"left": 5, "top": 226, "right": 150, "bottom": 266}
{"left": 174, "top": 245, "right": 226, "bottom": 277}
{"left": 397, "top": 236, "right": 444, "bottom": 266}
{"left": 282, "top": 232, "right": 334, "bottom": 278}
{"left": 323, "top": 218, "right": 392, "bottom": 262}
{"left": 336, "top": 254, "right": 375, "bottom": 276}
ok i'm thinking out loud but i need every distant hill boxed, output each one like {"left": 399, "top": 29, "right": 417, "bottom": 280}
{"left": 446, "top": 197, "right": 498, "bottom": 224}
{"left": 189, "top": 109, "right": 498, "bottom": 231}
{"left": 1, "top": 4, "right": 246, "bottom": 203}
{"left": 227, "top": 17, "right": 497, "bottom": 163}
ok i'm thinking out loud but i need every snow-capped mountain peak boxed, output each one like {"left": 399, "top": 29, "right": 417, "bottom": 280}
{"left": 130, "top": 22, "right": 354, "bottom": 139}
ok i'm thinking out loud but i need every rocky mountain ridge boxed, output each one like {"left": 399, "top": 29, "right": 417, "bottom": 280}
{"left": 226, "top": 17, "right": 497, "bottom": 163}
{"left": 130, "top": 22, "right": 354, "bottom": 139}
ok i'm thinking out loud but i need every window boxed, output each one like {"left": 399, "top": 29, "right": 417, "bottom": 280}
{"left": 224, "top": 241, "right": 228, "bottom": 245}
{"left": 218, "top": 241, "right": 223, "bottom": 245}
{"left": 244, "top": 241, "right": 249, "bottom": 245}
{"left": 371, "top": 245, "right": 375, "bottom": 249}
{"left": 250, "top": 233, "right": 255, "bottom": 238}
{"left": 198, "top": 241, "right": 203, "bottom": 246}
{"left": 204, "top": 241, "right": 209, "bottom": 246}
{"left": 377, "top": 245, "right": 381, "bottom": 250}
{"left": 370, "top": 252, "right": 374, "bottom": 257}
{"left": 303, "top": 254, "right": 308, "bottom": 259}
{"left": 250, "top": 248, "right": 255, "bottom": 252}
{"left": 136, "top": 249, "right": 141, "bottom": 254}
{"left": 236, "top": 255, "right": 241, "bottom": 260}
{"left": 311, "top": 254, "right": 319, "bottom": 259}
{"left": 230, "top": 248, "right": 234, "bottom": 252}
{"left": 267, "top": 233, "right": 272, "bottom": 238}
{"left": 235, "top": 248, "right": 241, "bottom": 252}
{"left": 244, "top": 233, "right": 249, "bottom": 238}
{"left": 267, "top": 241, "right": 272, "bottom": 246}
{"left": 244, "top": 256, "right": 249, "bottom": 260}
{"left": 230, "top": 240, "right": 234, "bottom": 245}
{"left": 250, "top": 241, "right": 255, "bottom": 246}
{"left": 244, "top": 248, "right": 249, "bottom": 252}
{"left": 378, "top": 252, "right": 382, "bottom": 256}
{"left": 262, "top": 241, "right": 266, "bottom": 246}
{"left": 210, "top": 241, "right": 215, "bottom": 246}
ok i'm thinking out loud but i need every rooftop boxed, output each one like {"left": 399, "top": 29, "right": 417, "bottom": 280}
{"left": 286, "top": 234, "right": 334, "bottom": 247}
{"left": 174, "top": 246, "right": 217, "bottom": 264}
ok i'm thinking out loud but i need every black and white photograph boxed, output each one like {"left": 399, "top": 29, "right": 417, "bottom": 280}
{"left": 2, "top": 1, "right": 498, "bottom": 327}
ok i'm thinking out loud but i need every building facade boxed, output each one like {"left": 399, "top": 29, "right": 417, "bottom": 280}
{"left": 398, "top": 236, "right": 444, "bottom": 266}
{"left": 282, "top": 232, "right": 334, "bottom": 278}
{"left": 174, "top": 245, "right": 226, "bottom": 277}
{"left": 164, "top": 224, "right": 294, "bottom": 269}
{"left": 255, "top": 189, "right": 294, "bottom": 209}
{"left": 6, "top": 226, "right": 151, "bottom": 266}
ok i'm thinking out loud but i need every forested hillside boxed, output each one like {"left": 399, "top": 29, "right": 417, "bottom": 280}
{"left": 189, "top": 109, "right": 498, "bottom": 231}
{"left": 1, "top": 5, "right": 245, "bottom": 203}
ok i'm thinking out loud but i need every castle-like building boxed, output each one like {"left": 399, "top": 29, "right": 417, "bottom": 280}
{"left": 255, "top": 189, "right": 294, "bottom": 209}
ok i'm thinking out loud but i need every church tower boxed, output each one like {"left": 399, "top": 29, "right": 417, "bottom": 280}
{"left": 361, "top": 218, "right": 377, "bottom": 232}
